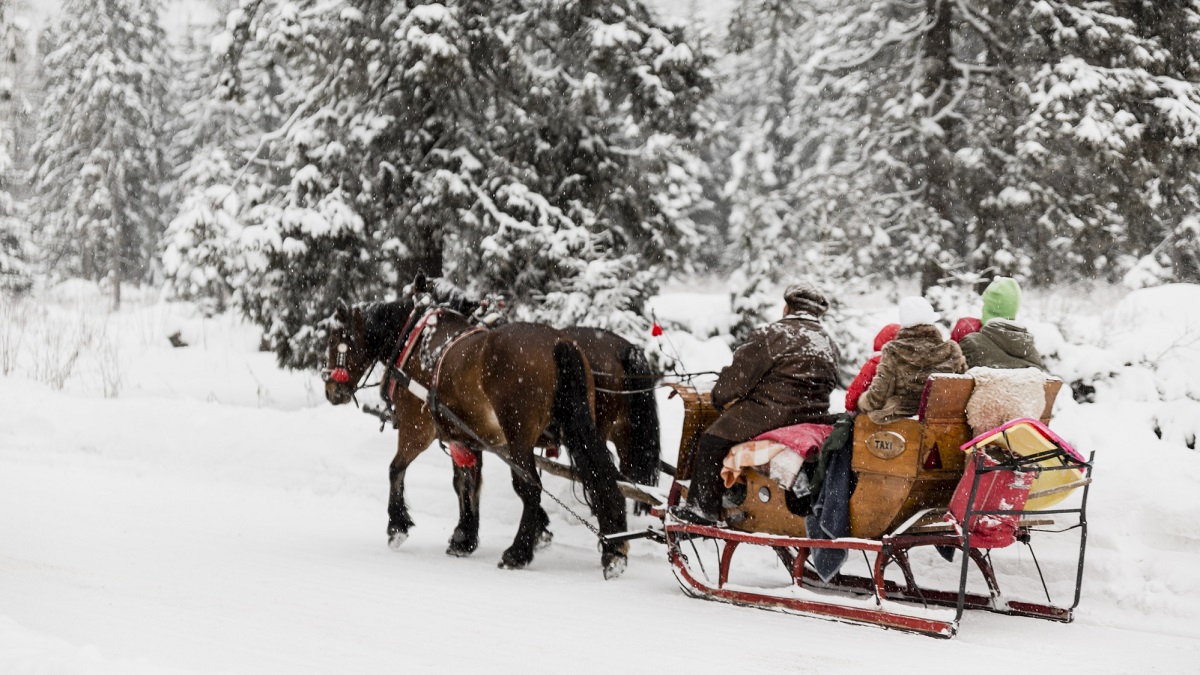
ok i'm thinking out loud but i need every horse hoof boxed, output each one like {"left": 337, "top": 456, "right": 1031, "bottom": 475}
{"left": 602, "top": 553, "right": 628, "bottom": 580}
{"left": 498, "top": 548, "right": 532, "bottom": 570}
{"left": 446, "top": 544, "right": 475, "bottom": 557}
{"left": 534, "top": 528, "right": 554, "bottom": 551}
{"left": 388, "top": 530, "right": 409, "bottom": 550}
{"left": 446, "top": 538, "right": 478, "bottom": 558}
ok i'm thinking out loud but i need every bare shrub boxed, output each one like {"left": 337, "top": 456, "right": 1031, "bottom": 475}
{"left": 96, "top": 324, "right": 123, "bottom": 398}
{"left": 0, "top": 296, "right": 27, "bottom": 376}
{"left": 28, "top": 311, "right": 94, "bottom": 390}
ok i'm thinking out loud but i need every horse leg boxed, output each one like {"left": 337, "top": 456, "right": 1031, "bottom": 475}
{"left": 534, "top": 504, "right": 553, "bottom": 551}
{"left": 567, "top": 439, "right": 630, "bottom": 578}
{"left": 447, "top": 452, "right": 483, "bottom": 557}
{"left": 612, "top": 423, "right": 650, "bottom": 516}
{"left": 387, "top": 458, "right": 416, "bottom": 549}
{"left": 387, "top": 399, "right": 436, "bottom": 550}
{"left": 498, "top": 448, "right": 544, "bottom": 570}
{"left": 552, "top": 342, "right": 629, "bottom": 578}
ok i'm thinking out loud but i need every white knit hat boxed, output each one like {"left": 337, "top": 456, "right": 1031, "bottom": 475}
{"left": 898, "top": 296, "right": 939, "bottom": 328}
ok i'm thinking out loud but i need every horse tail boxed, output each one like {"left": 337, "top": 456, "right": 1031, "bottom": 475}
{"left": 618, "top": 343, "right": 661, "bottom": 486}
{"left": 551, "top": 341, "right": 626, "bottom": 538}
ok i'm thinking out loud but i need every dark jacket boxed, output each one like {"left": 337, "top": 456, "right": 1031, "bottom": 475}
{"left": 707, "top": 314, "right": 840, "bottom": 442}
{"left": 959, "top": 319, "right": 1045, "bottom": 371}
{"left": 858, "top": 324, "right": 967, "bottom": 424}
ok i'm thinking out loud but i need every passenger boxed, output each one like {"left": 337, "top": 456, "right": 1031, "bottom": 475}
{"left": 844, "top": 323, "right": 901, "bottom": 414}
{"left": 672, "top": 282, "right": 840, "bottom": 525}
{"left": 858, "top": 297, "right": 967, "bottom": 424}
{"left": 950, "top": 316, "right": 981, "bottom": 343}
{"left": 959, "top": 277, "right": 1046, "bottom": 370}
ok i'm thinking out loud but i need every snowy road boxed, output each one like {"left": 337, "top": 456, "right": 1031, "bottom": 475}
{"left": 2, "top": 380, "right": 1197, "bottom": 674}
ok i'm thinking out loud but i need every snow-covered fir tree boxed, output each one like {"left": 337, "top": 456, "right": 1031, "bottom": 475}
{"left": 163, "top": 2, "right": 262, "bottom": 315}
{"left": 719, "top": 1, "right": 842, "bottom": 334}
{"left": 221, "top": 0, "right": 714, "bottom": 368}
{"left": 30, "top": 0, "right": 175, "bottom": 309}
{"left": 0, "top": 171, "right": 28, "bottom": 295}
{"left": 987, "top": 1, "right": 1200, "bottom": 285}
{"left": 718, "top": 0, "right": 1200, "bottom": 321}
{"left": 0, "top": 0, "right": 32, "bottom": 294}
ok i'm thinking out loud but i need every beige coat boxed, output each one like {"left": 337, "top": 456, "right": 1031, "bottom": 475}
{"left": 859, "top": 324, "right": 968, "bottom": 424}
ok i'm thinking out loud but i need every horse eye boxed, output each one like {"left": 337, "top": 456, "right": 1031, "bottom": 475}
{"left": 338, "top": 343, "right": 349, "bottom": 354}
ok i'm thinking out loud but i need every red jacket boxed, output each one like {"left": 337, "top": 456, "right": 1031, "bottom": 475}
{"left": 845, "top": 323, "right": 901, "bottom": 413}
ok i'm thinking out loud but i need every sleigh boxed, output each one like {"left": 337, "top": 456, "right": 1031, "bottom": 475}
{"left": 658, "top": 377, "right": 1094, "bottom": 638}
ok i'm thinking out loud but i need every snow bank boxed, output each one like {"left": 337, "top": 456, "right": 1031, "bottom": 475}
{"left": 0, "top": 281, "right": 317, "bottom": 409}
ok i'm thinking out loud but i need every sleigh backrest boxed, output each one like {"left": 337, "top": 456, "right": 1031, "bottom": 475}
{"left": 918, "top": 374, "right": 1061, "bottom": 425}
{"left": 850, "top": 374, "right": 1063, "bottom": 539}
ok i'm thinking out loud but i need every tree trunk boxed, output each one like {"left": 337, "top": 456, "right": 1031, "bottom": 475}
{"left": 399, "top": 219, "right": 444, "bottom": 283}
{"left": 919, "top": 0, "right": 956, "bottom": 294}
{"left": 109, "top": 168, "right": 122, "bottom": 311}
{"left": 82, "top": 236, "right": 95, "bottom": 281}
{"left": 111, "top": 228, "right": 122, "bottom": 310}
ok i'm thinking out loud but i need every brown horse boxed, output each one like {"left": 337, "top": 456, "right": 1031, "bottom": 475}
{"left": 323, "top": 278, "right": 630, "bottom": 578}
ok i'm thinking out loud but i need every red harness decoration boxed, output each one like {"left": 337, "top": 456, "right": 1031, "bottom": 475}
{"left": 329, "top": 368, "right": 351, "bottom": 384}
{"left": 387, "top": 308, "right": 441, "bottom": 400}
{"left": 388, "top": 311, "right": 491, "bottom": 465}
{"left": 449, "top": 443, "right": 476, "bottom": 468}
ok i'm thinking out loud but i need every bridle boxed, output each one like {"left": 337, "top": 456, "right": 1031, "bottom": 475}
{"left": 322, "top": 320, "right": 382, "bottom": 401}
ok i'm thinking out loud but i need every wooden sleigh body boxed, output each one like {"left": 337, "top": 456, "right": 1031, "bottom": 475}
{"left": 659, "top": 378, "right": 1094, "bottom": 638}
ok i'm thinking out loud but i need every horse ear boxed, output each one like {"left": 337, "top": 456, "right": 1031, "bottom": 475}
{"left": 335, "top": 298, "right": 349, "bottom": 321}
{"left": 412, "top": 273, "right": 427, "bottom": 295}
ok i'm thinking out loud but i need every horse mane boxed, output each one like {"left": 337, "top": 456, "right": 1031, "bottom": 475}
{"left": 361, "top": 300, "right": 411, "bottom": 360}
{"left": 357, "top": 278, "right": 479, "bottom": 360}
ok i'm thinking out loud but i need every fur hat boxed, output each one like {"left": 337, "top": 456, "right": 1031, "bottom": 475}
{"left": 783, "top": 282, "right": 829, "bottom": 317}
{"left": 982, "top": 277, "right": 1022, "bottom": 324}
{"left": 898, "top": 296, "right": 939, "bottom": 328}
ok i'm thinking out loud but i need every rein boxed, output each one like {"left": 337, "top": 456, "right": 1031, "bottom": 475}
{"left": 590, "top": 369, "right": 721, "bottom": 396}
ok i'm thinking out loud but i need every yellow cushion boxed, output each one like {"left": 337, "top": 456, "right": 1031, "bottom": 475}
{"left": 968, "top": 422, "right": 1083, "bottom": 510}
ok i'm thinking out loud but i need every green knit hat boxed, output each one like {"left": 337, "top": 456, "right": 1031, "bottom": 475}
{"left": 982, "top": 277, "right": 1021, "bottom": 324}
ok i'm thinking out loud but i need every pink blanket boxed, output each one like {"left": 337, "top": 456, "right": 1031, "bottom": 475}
{"left": 754, "top": 423, "right": 834, "bottom": 460}
{"left": 720, "top": 424, "right": 834, "bottom": 489}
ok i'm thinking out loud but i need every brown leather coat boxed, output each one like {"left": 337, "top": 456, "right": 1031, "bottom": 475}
{"left": 858, "top": 324, "right": 968, "bottom": 424}
{"left": 707, "top": 314, "right": 840, "bottom": 442}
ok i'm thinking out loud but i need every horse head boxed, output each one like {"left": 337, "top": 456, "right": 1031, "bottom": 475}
{"left": 323, "top": 299, "right": 374, "bottom": 405}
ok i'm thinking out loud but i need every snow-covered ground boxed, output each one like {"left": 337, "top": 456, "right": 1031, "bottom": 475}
{"left": 2, "top": 282, "right": 1199, "bottom": 673}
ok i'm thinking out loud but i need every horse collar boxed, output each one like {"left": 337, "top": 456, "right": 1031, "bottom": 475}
{"left": 394, "top": 308, "right": 442, "bottom": 375}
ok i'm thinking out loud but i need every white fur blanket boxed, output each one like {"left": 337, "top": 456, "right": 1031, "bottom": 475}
{"left": 966, "top": 367, "right": 1047, "bottom": 437}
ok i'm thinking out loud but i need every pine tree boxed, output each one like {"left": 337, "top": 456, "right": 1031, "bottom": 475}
{"left": 163, "top": 2, "right": 260, "bottom": 314}
{"left": 0, "top": 142, "right": 28, "bottom": 294}
{"left": 30, "top": 0, "right": 174, "bottom": 309}
{"left": 222, "top": 0, "right": 714, "bottom": 368}
{"left": 993, "top": 1, "right": 1200, "bottom": 284}
{"left": 719, "top": 1, "right": 879, "bottom": 332}
{"left": 720, "top": 0, "right": 1200, "bottom": 310}
{"left": 0, "top": 0, "right": 32, "bottom": 295}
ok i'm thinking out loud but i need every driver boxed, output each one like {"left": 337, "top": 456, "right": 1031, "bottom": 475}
{"left": 673, "top": 282, "right": 840, "bottom": 525}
